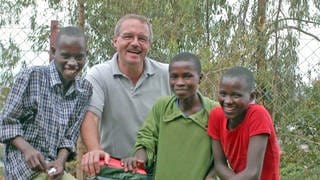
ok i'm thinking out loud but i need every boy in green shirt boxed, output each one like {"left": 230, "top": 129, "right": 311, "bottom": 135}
{"left": 122, "top": 52, "right": 218, "bottom": 180}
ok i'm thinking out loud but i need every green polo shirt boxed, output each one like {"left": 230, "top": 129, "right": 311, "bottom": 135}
{"left": 135, "top": 93, "right": 219, "bottom": 180}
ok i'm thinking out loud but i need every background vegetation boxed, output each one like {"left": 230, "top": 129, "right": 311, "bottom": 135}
{"left": 1, "top": 0, "right": 320, "bottom": 179}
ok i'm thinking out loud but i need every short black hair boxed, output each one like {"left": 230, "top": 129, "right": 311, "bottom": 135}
{"left": 222, "top": 66, "right": 255, "bottom": 91}
{"left": 55, "top": 26, "right": 85, "bottom": 44}
{"left": 169, "top": 52, "right": 201, "bottom": 75}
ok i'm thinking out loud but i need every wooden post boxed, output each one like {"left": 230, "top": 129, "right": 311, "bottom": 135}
{"left": 49, "top": 20, "right": 59, "bottom": 62}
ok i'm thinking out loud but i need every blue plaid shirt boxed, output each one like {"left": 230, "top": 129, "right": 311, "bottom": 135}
{"left": 0, "top": 62, "right": 92, "bottom": 179}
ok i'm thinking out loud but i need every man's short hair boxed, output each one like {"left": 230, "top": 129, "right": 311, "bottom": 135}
{"left": 114, "top": 14, "right": 153, "bottom": 42}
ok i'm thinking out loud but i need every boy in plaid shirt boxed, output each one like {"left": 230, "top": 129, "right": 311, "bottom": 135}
{"left": 0, "top": 26, "right": 92, "bottom": 180}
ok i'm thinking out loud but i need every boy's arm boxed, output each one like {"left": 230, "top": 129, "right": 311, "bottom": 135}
{"left": 58, "top": 93, "right": 93, "bottom": 161}
{"left": 230, "top": 135, "right": 268, "bottom": 180}
{"left": 204, "top": 167, "right": 216, "bottom": 180}
{"left": 121, "top": 148, "right": 147, "bottom": 173}
{"left": 55, "top": 148, "right": 69, "bottom": 166}
{"left": 121, "top": 99, "right": 163, "bottom": 174}
{"left": 212, "top": 139, "right": 235, "bottom": 179}
{"left": 134, "top": 101, "right": 161, "bottom": 169}
{"left": 0, "top": 70, "right": 30, "bottom": 143}
{"left": 11, "top": 136, "right": 47, "bottom": 171}
{"left": 46, "top": 148, "right": 70, "bottom": 179}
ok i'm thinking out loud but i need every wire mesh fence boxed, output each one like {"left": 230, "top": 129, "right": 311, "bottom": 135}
{"left": 0, "top": 1, "right": 320, "bottom": 179}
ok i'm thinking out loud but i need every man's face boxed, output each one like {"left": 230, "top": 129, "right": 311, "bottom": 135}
{"left": 54, "top": 35, "right": 86, "bottom": 83}
{"left": 112, "top": 18, "right": 151, "bottom": 65}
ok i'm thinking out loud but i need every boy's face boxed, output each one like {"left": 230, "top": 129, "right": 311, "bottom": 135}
{"left": 113, "top": 18, "right": 151, "bottom": 66}
{"left": 169, "top": 60, "right": 200, "bottom": 100}
{"left": 218, "top": 76, "right": 254, "bottom": 121}
{"left": 54, "top": 35, "right": 86, "bottom": 83}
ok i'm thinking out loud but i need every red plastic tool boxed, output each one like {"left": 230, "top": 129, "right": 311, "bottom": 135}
{"left": 100, "top": 157, "right": 147, "bottom": 175}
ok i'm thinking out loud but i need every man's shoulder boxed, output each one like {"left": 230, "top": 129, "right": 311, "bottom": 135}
{"left": 87, "top": 61, "right": 113, "bottom": 77}
{"left": 146, "top": 57, "right": 169, "bottom": 71}
{"left": 90, "top": 61, "right": 113, "bottom": 70}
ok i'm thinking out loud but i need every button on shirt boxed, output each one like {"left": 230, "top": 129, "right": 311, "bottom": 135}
{"left": 0, "top": 62, "right": 92, "bottom": 179}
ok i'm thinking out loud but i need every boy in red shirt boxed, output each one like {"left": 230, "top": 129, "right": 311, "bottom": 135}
{"left": 208, "top": 66, "right": 280, "bottom": 180}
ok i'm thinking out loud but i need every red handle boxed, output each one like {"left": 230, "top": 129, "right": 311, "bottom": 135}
{"left": 100, "top": 157, "right": 147, "bottom": 175}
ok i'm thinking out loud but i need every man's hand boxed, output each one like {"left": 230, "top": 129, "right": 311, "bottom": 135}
{"left": 81, "top": 149, "right": 110, "bottom": 176}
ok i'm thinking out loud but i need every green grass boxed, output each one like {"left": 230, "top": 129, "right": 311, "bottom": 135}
{"left": 281, "top": 162, "right": 320, "bottom": 180}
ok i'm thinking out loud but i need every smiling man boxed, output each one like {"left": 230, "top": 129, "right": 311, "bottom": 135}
{"left": 80, "top": 14, "right": 171, "bottom": 178}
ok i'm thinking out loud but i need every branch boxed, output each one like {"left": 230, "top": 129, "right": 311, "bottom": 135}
{"left": 268, "top": 26, "right": 320, "bottom": 41}
{"left": 272, "top": 17, "right": 320, "bottom": 26}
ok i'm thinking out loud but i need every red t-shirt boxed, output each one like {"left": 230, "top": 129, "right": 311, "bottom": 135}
{"left": 208, "top": 104, "right": 280, "bottom": 180}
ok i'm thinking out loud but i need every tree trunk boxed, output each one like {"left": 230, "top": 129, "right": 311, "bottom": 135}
{"left": 255, "top": 0, "right": 267, "bottom": 105}
{"left": 76, "top": 1, "right": 86, "bottom": 179}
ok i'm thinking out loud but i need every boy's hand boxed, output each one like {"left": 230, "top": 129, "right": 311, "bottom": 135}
{"left": 11, "top": 136, "right": 47, "bottom": 172}
{"left": 121, "top": 157, "right": 145, "bottom": 173}
{"left": 23, "top": 147, "right": 47, "bottom": 172}
{"left": 46, "top": 160, "right": 64, "bottom": 180}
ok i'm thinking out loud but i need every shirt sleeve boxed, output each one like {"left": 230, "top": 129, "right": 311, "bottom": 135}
{"left": 247, "top": 105, "right": 273, "bottom": 137}
{"left": 85, "top": 66, "right": 106, "bottom": 120}
{"left": 0, "top": 69, "right": 31, "bottom": 143}
{"left": 207, "top": 107, "right": 223, "bottom": 140}
{"left": 59, "top": 83, "right": 92, "bottom": 159}
{"left": 134, "top": 100, "right": 162, "bottom": 169}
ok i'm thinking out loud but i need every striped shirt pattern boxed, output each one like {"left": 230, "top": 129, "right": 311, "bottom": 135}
{"left": 0, "top": 62, "right": 92, "bottom": 179}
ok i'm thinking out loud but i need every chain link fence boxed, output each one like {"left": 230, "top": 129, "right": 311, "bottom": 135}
{"left": 1, "top": 2, "right": 320, "bottom": 179}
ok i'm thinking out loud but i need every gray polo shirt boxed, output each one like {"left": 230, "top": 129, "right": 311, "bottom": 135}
{"left": 86, "top": 53, "right": 171, "bottom": 158}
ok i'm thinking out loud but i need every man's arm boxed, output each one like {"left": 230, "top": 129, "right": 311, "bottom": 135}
{"left": 81, "top": 111, "right": 100, "bottom": 151}
{"left": 80, "top": 111, "right": 110, "bottom": 176}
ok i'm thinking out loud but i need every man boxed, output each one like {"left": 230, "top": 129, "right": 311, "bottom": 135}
{"left": 0, "top": 26, "right": 92, "bottom": 180}
{"left": 81, "top": 14, "right": 171, "bottom": 177}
